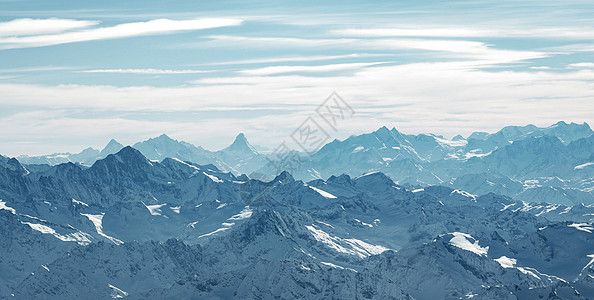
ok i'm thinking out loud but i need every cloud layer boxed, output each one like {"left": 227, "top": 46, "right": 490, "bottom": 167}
{"left": 0, "top": 1, "right": 593, "bottom": 155}
{"left": 0, "top": 18, "right": 243, "bottom": 49}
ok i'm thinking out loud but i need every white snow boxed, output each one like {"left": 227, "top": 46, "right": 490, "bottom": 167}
{"left": 41, "top": 265, "right": 50, "bottom": 272}
{"left": 449, "top": 232, "right": 489, "bottom": 256}
{"left": 352, "top": 146, "right": 365, "bottom": 153}
{"left": 0, "top": 200, "right": 16, "bottom": 214}
{"left": 535, "top": 204, "right": 560, "bottom": 217}
{"left": 187, "top": 221, "right": 199, "bottom": 228}
{"left": 227, "top": 206, "right": 253, "bottom": 221}
{"left": 575, "top": 162, "right": 594, "bottom": 170}
{"left": 198, "top": 227, "right": 229, "bottom": 238}
{"left": 143, "top": 203, "right": 166, "bottom": 216}
{"left": 316, "top": 220, "right": 335, "bottom": 228}
{"left": 450, "top": 189, "right": 477, "bottom": 201}
{"left": 307, "top": 225, "right": 355, "bottom": 256}
{"left": 516, "top": 267, "right": 541, "bottom": 279}
{"left": 344, "top": 238, "right": 390, "bottom": 255}
{"left": 559, "top": 206, "right": 572, "bottom": 214}
{"left": 412, "top": 188, "right": 424, "bottom": 193}
{"left": 108, "top": 284, "right": 129, "bottom": 299}
{"left": 463, "top": 150, "right": 492, "bottom": 159}
{"left": 22, "top": 222, "right": 91, "bottom": 245}
{"left": 434, "top": 136, "right": 467, "bottom": 147}
{"left": 300, "top": 265, "right": 311, "bottom": 271}
{"left": 306, "top": 225, "right": 388, "bottom": 258}
{"left": 71, "top": 198, "right": 89, "bottom": 207}
{"left": 353, "top": 218, "right": 373, "bottom": 228}
{"left": 81, "top": 213, "right": 124, "bottom": 245}
{"left": 170, "top": 206, "right": 181, "bottom": 214}
{"left": 203, "top": 172, "right": 223, "bottom": 183}
{"left": 171, "top": 157, "right": 200, "bottom": 171}
{"left": 216, "top": 203, "right": 228, "bottom": 210}
{"left": 495, "top": 256, "right": 517, "bottom": 268}
{"left": 320, "top": 262, "right": 357, "bottom": 272}
{"left": 320, "top": 261, "right": 345, "bottom": 269}
{"left": 309, "top": 186, "right": 337, "bottom": 199}
{"left": 23, "top": 222, "right": 53, "bottom": 235}
{"left": 579, "top": 254, "right": 594, "bottom": 278}
{"left": 356, "top": 171, "right": 379, "bottom": 179}
{"left": 19, "top": 213, "right": 46, "bottom": 222}
{"left": 500, "top": 203, "right": 516, "bottom": 211}
{"left": 568, "top": 223, "right": 594, "bottom": 233}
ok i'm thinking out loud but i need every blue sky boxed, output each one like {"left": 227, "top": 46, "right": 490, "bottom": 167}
{"left": 1, "top": 0, "right": 593, "bottom": 156}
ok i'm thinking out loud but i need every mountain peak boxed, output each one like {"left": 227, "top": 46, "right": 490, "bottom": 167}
{"left": 104, "top": 146, "right": 152, "bottom": 167}
{"left": 452, "top": 134, "right": 465, "bottom": 141}
{"left": 272, "top": 170, "right": 295, "bottom": 183}
{"left": 3, "top": 157, "right": 29, "bottom": 175}
{"left": 155, "top": 133, "right": 173, "bottom": 141}
{"left": 223, "top": 133, "right": 257, "bottom": 153}
{"left": 375, "top": 126, "right": 390, "bottom": 134}
{"left": 102, "top": 139, "right": 124, "bottom": 154}
{"left": 116, "top": 145, "right": 142, "bottom": 156}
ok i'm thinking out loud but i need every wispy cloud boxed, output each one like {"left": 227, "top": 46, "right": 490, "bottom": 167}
{"left": 332, "top": 26, "right": 594, "bottom": 39}
{"left": 0, "top": 66, "right": 76, "bottom": 73}
{"left": 239, "top": 62, "right": 389, "bottom": 75}
{"left": 203, "top": 35, "right": 546, "bottom": 65}
{"left": 0, "top": 18, "right": 243, "bottom": 50}
{"left": 80, "top": 68, "right": 210, "bottom": 74}
{"left": 203, "top": 53, "right": 388, "bottom": 65}
{"left": 567, "top": 62, "right": 594, "bottom": 69}
{"left": 530, "top": 66, "right": 551, "bottom": 70}
{"left": 544, "top": 43, "right": 594, "bottom": 54}
{"left": 0, "top": 18, "right": 99, "bottom": 36}
{"left": 333, "top": 27, "right": 494, "bottom": 38}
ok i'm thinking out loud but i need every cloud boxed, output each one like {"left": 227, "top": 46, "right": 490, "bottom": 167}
{"left": 239, "top": 62, "right": 389, "bottom": 75}
{"left": 332, "top": 27, "right": 594, "bottom": 39}
{"left": 203, "top": 53, "right": 388, "bottom": 65}
{"left": 544, "top": 43, "right": 594, "bottom": 54}
{"left": 0, "top": 18, "right": 243, "bottom": 50}
{"left": 0, "top": 66, "right": 76, "bottom": 73}
{"left": 0, "top": 18, "right": 99, "bottom": 36}
{"left": 1, "top": 62, "right": 593, "bottom": 142}
{"left": 80, "top": 68, "right": 210, "bottom": 74}
{"left": 201, "top": 35, "right": 546, "bottom": 65}
{"left": 567, "top": 62, "right": 594, "bottom": 69}
{"left": 333, "top": 28, "right": 494, "bottom": 38}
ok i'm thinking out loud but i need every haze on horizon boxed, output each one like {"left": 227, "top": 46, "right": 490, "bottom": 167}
{"left": 1, "top": 0, "right": 593, "bottom": 156}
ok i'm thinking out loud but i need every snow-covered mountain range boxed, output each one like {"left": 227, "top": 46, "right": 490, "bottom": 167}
{"left": 20, "top": 121, "right": 592, "bottom": 205}
{"left": 2, "top": 121, "right": 593, "bottom": 299}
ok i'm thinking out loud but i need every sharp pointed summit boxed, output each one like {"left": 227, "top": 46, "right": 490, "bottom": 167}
{"left": 101, "top": 139, "right": 124, "bottom": 155}
{"left": 272, "top": 170, "right": 295, "bottom": 183}
{"left": 223, "top": 133, "right": 257, "bottom": 154}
